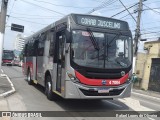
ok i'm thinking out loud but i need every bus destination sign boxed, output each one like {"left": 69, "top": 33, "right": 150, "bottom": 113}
{"left": 75, "top": 15, "right": 128, "bottom": 30}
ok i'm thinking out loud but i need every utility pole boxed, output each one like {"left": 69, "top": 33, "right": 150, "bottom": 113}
{"left": 0, "top": 0, "right": 9, "bottom": 74}
{"left": 134, "top": 0, "right": 143, "bottom": 56}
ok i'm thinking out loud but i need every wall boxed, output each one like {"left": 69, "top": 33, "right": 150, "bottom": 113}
{"left": 140, "top": 42, "right": 160, "bottom": 90}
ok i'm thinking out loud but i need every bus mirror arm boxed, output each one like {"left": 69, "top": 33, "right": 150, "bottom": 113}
{"left": 65, "top": 50, "right": 68, "bottom": 53}
{"left": 65, "top": 44, "right": 70, "bottom": 53}
{"left": 65, "top": 30, "right": 71, "bottom": 43}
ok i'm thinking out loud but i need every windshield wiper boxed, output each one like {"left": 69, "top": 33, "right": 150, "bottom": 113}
{"left": 87, "top": 28, "right": 99, "bottom": 51}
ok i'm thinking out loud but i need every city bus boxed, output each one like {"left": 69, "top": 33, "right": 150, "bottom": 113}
{"left": 22, "top": 13, "right": 133, "bottom": 100}
{"left": 2, "top": 50, "right": 15, "bottom": 66}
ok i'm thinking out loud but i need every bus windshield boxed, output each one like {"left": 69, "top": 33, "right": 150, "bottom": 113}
{"left": 2, "top": 52, "right": 14, "bottom": 60}
{"left": 71, "top": 30, "right": 132, "bottom": 69}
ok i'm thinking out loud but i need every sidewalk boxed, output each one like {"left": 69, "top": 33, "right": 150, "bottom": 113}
{"left": 132, "top": 88, "right": 160, "bottom": 99}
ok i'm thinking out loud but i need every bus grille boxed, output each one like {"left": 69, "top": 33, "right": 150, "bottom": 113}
{"left": 79, "top": 88, "right": 125, "bottom": 96}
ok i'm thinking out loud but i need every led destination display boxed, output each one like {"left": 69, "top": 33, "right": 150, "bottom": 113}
{"left": 75, "top": 15, "right": 129, "bottom": 30}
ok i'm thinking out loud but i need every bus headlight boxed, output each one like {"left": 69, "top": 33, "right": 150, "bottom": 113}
{"left": 67, "top": 73, "right": 79, "bottom": 83}
{"left": 128, "top": 70, "right": 133, "bottom": 81}
{"left": 11, "top": 60, "right": 14, "bottom": 64}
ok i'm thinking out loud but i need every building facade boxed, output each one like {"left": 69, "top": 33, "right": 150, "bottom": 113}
{"left": 135, "top": 40, "right": 160, "bottom": 92}
{"left": 14, "top": 34, "right": 25, "bottom": 52}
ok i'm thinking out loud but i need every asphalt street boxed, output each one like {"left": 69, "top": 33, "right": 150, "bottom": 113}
{"left": 1, "top": 66, "right": 160, "bottom": 120}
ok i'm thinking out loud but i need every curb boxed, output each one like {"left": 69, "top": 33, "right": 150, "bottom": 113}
{"left": 0, "top": 69, "right": 16, "bottom": 98}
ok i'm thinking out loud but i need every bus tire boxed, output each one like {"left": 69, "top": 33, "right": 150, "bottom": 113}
{"left": 27, "top": 70, "right": 33, "bottom": 85}
{"left": 45, "top": 75, "right": 57, "bottom": 101}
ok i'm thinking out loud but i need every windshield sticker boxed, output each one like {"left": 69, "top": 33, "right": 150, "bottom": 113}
{"left": 82, "top": 31, "right": 104, "bottom": 38}
{"left": 82, "top": 31, "right": 90, "bottom": 36}
{"left": 93, "top": 33, "right": 104, "bottom": 38}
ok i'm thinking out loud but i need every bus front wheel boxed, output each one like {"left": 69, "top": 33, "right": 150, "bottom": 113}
{"left": 45, "top": 75, "right": 57, "bottom": 101}
{"left": 45, "top": 75, "right": 53, "bottom": 100}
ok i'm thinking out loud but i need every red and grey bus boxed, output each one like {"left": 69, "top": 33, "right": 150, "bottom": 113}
{"left": 22, "top": 13, "right": 133, "bottom": 100}
{"left": 2, "top": 50, "right": 15, "bottom": 66}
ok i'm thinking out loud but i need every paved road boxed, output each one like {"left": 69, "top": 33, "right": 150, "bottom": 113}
{"left": 2, "top": 66, "right": 159, "bottom": 120}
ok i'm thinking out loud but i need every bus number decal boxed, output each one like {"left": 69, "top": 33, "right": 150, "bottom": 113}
{"left": 109, "top": 80, "right": 120, "bottom": 85}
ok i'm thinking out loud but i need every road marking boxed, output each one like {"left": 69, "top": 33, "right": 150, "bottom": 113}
{"left": 0, "top": 69, "right": 16, "bottom": 97}
{"left": 118, "top": 98, "right": 155, "bottom": 111}
{"left": 132, "top": 91, "right": 160, "bottom": 101}
{"left": 132, "top": 96, "right": 160, "bottom": 107}
{"left": 1, "top": 69, "right": 4, "bottom": 73}
{"left": 105, "top": 100, "right": 122, "bottom": 108}
{"left": 148, "top": 117, "right": 155, "bottom": 120}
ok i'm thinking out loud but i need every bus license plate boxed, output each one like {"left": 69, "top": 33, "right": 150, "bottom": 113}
{"left": 98, "top": 89, "right": 110, "bottom": 93}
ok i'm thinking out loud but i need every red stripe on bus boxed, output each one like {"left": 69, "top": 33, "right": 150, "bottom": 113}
{"left": 75, "top": 71, "right": 129, "bottom": 86}
{"left": 2, "top": 60, "right": 12, "bottom": 63}
{"left": 25, "top": 62, "right": 33, "bottom": 75}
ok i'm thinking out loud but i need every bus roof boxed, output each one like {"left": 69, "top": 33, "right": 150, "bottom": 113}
{"left": 25, "top": 13, "right": 129, "bottom": 42}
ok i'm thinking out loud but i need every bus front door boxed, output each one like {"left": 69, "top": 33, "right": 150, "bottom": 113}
{"left": 56, "top": 33, "right": 65, "bottom": 93}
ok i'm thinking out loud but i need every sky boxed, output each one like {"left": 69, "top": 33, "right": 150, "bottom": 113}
{"left": 2, "top": 0, "right": 160, "bottom": 51}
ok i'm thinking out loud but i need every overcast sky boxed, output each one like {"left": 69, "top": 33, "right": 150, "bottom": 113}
{"left": 2, "top": 0, "right": 160, "bottom": 51}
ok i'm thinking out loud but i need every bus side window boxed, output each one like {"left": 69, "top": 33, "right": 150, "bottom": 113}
{"left": 24, "top": 44, "right": 28, "bottom": 56}
{"left": 26, "top": 42, "right": 31, "bottom": 56}
{"left": 49, "top": 31, "right": 55, "bottom": 56}
{"left": 38, "top": 32, "right": 46, "bottom": 56}
{"left": 28, "top": 40, "right": 34, "bottom": 56}
{"left": 33, "top": 40, "right": 39, "bottom": 56}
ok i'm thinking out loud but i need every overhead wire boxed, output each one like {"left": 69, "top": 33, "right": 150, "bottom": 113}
{"left": 143, "top": 4, "right": 160, "bottom": 15}
{"left": 141, "top": 31, "right": 160, "bottom": 35}
{"left": 9, "top": 15, "right": 61, "bottom": 19}
{"left": 10, "top": 12, "right": 62, "bottom": 17}
{"left": 120, "top": 6, "right": 160, "bottom": 20}
{"left": 32, "top": 0, "right": 96, "bottom": 9}
{"left": 6, "top": 0, "right": 16, "bottom": 23}
{"left": 19, "top": 0, "right": 65, "bottom": 16}
{"left": 111, "top": 2, "right": 138, "bottom": 18}
{"left": 87, "top": 0, "right": 117, "bottom": 14}
{"left": 10, "top": 16, "right": 48, "bottom": 25}
{"left": 141, "top": 26, "right": 160, "bottom": 31}
{"left": 118, "top": 0, "right": 136, "bottom": 23}
{"left": 145, "top": 0, "right": 160, "bottom": 5}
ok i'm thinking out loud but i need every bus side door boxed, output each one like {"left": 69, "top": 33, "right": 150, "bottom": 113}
{"left": 55, "top": 31, "right": 66, "bottom": 93}
{"left": 37, "top": 33, "right": 47, "bottom": 82}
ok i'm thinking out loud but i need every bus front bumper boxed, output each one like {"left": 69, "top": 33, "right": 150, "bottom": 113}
{"left": 2, "top": 62, "right": 13, "bottom": 66}
{"left": 65, "top": 80, "right": 132, "bottom": 99}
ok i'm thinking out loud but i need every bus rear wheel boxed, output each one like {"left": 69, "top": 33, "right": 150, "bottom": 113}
{"left": 45, "top": 75, "right": 57, "bottom": 101}
{"left": 27, "top": 70, "right": 33, "bottom": 85}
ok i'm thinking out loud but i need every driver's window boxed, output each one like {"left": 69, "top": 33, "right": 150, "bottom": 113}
{"left": 58, "top": 35, "right": 63, "bottom": 60}
{"left": 125, "top": 40, "right": 129, "bottom": 57}
{"left": 116, "top": 39, "right": 124, "bottom": 57}
{"left": 57, "top": 33, "right": 65, "bottom": 67}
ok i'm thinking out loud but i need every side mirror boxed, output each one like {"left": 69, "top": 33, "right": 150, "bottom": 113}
{"left": 118, "top": 52, "right": 124, "bottom": 57}
{"left": 65, "top": 29, "right": 71, "bottom": 43}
